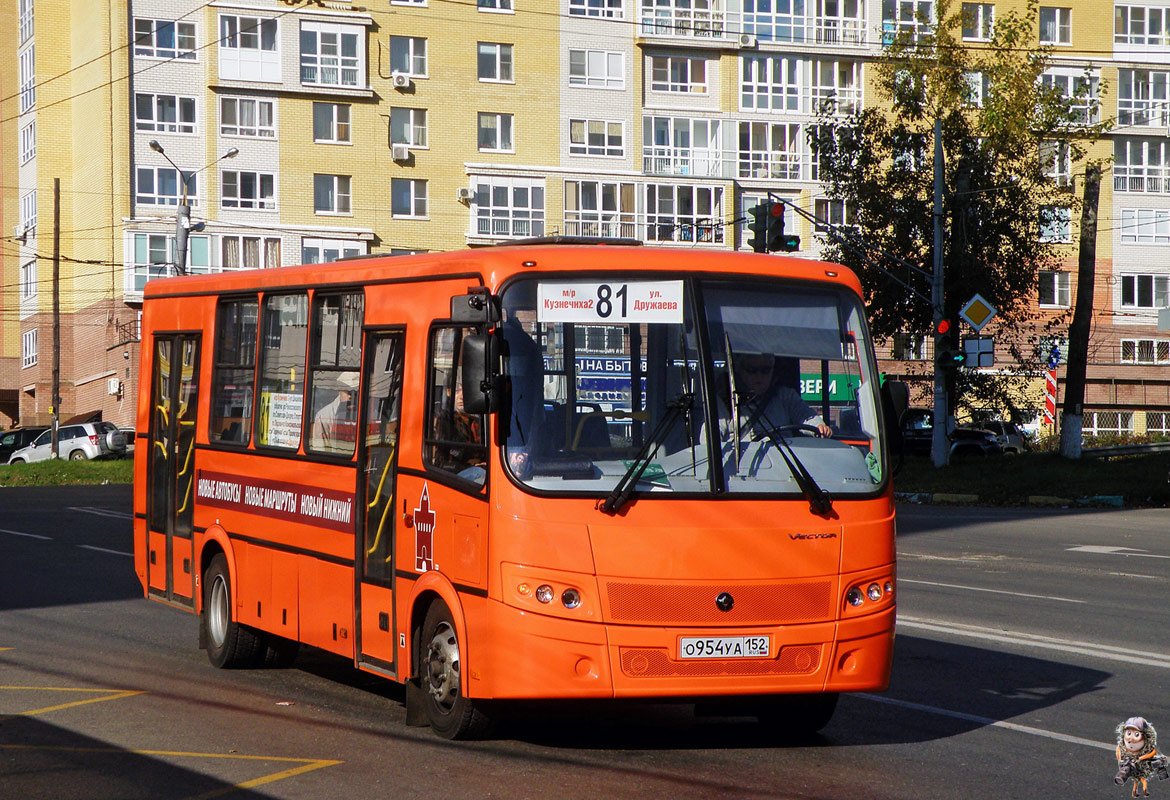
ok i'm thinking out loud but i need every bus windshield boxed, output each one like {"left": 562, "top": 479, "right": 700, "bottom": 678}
{"left": 500, "top": 276, "right": 886, "bottom": 497}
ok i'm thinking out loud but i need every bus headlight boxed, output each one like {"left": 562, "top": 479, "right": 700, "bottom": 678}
{"left": 561, "top": 588, "right": 581, "bottom": 609}
{"left": 535, "top": 584, "right": 554, "bottom": 604}
{"left": 846, "top": 587, "right": 864, "bottom": 606}
{"left": 867, "top": 583, "right": 883, "bottom": 602}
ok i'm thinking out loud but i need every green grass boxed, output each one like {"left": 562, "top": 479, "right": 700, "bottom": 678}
{"left": 895, "top": 451, "right": 1170, "bottom": 506}
{"left": 0, "top": 457, "right": 134, "bottom": 487}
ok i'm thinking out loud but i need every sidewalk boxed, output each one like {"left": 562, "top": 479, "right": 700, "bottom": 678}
{"left": 895, "top": 491, "right": 1126, "bottom": 508}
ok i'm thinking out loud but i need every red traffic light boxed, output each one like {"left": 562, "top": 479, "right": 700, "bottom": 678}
{"left": 769, "top": 203, "right": 784, "bottom": 217}
{"left": 936, "top": 319, "right": 951, "bottom": 335}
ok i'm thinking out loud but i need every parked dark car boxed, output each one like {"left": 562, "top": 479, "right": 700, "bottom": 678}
{"left": 901, "top": 409, "right": 1003, "bottom": 458}
{"left": 0, "top": 427, "right": 48, "bottom": 464}
{"left": 978, "top": 420, "right": 1027, "bottom": 454}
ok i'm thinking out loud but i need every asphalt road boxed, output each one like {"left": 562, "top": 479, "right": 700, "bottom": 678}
{"left": 1, "top": 487, "right": 1167, "bottom": 799}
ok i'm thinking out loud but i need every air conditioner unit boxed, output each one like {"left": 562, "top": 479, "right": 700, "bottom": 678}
{"left": 391, "top": 72, "right": 412, "bottom": 89}
{"left": 391, "top": 143, "right": 411, "bottom": 162}
{"left": 739, "top": 33, "right": 758, "bottom": 47}
{"left": 13, "top": 223, "right": 26, "bottom": 242}
{"left": 107, "top": 378, "right": 123, "bottom": 396}
{"left": 456, "top": 187, "right": 474, "bottom": 202}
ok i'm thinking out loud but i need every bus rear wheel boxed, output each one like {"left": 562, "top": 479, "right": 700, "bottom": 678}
{"left": 419, "top": 602, "right": 492, "bottom": 740}
{"left": 203, "top": 554, "right": 263, "bottom": 669}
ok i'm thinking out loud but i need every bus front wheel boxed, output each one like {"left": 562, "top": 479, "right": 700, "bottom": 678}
{"left": 203, "top": 554, "right": 263, "bottom": 669}
{"left": 419, "top": 602, "right": 493, "bottom": 740}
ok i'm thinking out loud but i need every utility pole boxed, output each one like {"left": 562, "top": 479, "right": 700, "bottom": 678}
{"left": 149, "top": 140, "right": 237, "bottom": 274}
{"left": 1060, "top": 164, "right": 1101, "bottom": 459}
{"left": 930, "top": 117, "right": 948, "bottom": 467}
{"left": 51, "top": 178, "right": 61, "bottom": 459}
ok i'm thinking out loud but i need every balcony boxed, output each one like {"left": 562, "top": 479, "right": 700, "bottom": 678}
{"left": 563, "top": 215, "right": 639, "bottom": 239}
{"left": 642, "top": 145, "right": 727, "bottom": 177}
{"left": 640, "top": 0, "right": 727, "bottom": 40}
{"left": 1114, "top": 166, "right": 1170, "bottom": 194}
{"left": 738, "top": 150, "right": 804, "bottom": 180}
{"left": 743, "top": 14, "right": 866, "bottom": 46}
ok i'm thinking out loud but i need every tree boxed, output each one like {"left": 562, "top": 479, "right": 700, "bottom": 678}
{"left": 810, "top": 0, "right": 1109, "bottom": 420}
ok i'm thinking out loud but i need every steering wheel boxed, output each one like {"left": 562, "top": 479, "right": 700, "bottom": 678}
{"left": 769, "top": 423, "right": 826, "bottom": 438}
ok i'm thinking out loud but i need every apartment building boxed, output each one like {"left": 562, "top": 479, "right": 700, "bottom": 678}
{"left": 0, "top": 0, "right": 1166, "bottom": 435}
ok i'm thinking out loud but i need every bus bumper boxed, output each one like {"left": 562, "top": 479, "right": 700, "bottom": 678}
{"left": 473, "top": 600, "right": 894, "bottom": 700}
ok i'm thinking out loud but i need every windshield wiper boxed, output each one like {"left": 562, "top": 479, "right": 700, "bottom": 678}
{"left": 600, "top": 393, "right": 692, "bottom": 515}
{"left": 740, "top": 397, "right": 834, "bottom": 516}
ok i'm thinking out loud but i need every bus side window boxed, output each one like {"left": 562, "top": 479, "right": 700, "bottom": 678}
{"left": 307, "top": 292, "right": 364, "bottom": 457}
{"left": 426, "top": 325, "right": 487, "bottom": 486}
{"left": 210, "top": 297, "right": 259, "bottom": 446}
{"left": 256, "top": 293, "right": 309, "bottom": 450}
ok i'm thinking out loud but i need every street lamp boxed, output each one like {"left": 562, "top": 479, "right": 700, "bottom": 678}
{"left": 148, "top": 140, "right": 239, "bottom": 274}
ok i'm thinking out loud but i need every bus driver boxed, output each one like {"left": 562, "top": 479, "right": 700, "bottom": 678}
{"left": 723, "top": 353, "right": 831, "bottom": 440}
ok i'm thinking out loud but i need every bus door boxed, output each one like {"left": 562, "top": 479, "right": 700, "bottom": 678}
{"left": 356, "top": 331, "right": 405, "bottom": 673}
{"left": 146, "top": 333, "right": 201, "bottom": 607}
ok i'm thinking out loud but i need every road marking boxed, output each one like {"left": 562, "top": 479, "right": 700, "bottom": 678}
{"left": 0, "top": 528, "right": 51, "bottom": 541}
{"left": 0, "top": 686, "right": 146, "bottom": 716}
{"left": 68, "top": 506, "right": 133, "bottom": 521}
{"left": 77, "top": 544, "right": 133, "bottom": 557}
{"left": 856, "top": 694, "right": 1112, "bottom": 751}
{"left": 1067, "top": 545, "right": 1170, "bottom": 559}
{"left": 899, "top": 616, "right": 1170, "bottom": 669}
{"left": 899, "top": 579, "right": 1085, "bottom": 604}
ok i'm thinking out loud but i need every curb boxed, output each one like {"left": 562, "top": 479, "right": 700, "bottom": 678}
{"left": 895, "top": 492, "right": 1127, "bottom": 508}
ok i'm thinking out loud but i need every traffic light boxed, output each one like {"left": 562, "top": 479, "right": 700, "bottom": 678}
{"left": 936, "top": 348, "right": 966, "bottom": 369}
{"left": 766, "top": 202, "right": 800, "bottom": 252}
{"left": 747, "top": 203, "right": 769, "bottom": 253}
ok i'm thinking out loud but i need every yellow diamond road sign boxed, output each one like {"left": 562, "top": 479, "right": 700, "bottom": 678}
{"left": 960, "top": 294, "right": 997, "bottom": 332}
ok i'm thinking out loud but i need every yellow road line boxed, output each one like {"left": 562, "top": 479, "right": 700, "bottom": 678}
{"left": 0, "top": 686, "right": 146, "bottom": 716}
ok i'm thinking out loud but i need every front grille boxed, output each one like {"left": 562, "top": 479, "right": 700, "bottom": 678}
{"left": 603, "top": 579, "right": 833, "bottom": 625}
{"left": 619, "top": 645, "right": 821, "bottom": 678}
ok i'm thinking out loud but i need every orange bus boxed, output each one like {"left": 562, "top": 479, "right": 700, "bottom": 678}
{"left": 133, "top": 241, "right": 907, "bottom": 739}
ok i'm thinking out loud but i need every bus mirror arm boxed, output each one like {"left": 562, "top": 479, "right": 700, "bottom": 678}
{"left": 451, "top": 289, "right": 501, "bottom": 324}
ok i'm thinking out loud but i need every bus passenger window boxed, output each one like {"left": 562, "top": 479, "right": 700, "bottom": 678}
{"left": 307, "top": 292, "right": 364, "bottom": 456}
{"left": 210, "top": 297, "right": 258, "bottom": 445}
{"left": 426, "top": 326, "right": 487, "bottom": 485}
{"left": 256, "top": 293, "right": 308, "bottom": 449}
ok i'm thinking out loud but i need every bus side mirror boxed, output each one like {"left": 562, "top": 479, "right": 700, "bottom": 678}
{"left": 881, "top": 379, "right": 909, "bottom": 457}
{"left": 461, "top": 333, "right": 501, "bottom": 415}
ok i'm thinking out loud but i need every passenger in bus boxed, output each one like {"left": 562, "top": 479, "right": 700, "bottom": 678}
{"left": 723, "top": 353, "right": 831, "bottom": 440}
{"left": 311, "top": 371, "right": 359, "bottom": 453}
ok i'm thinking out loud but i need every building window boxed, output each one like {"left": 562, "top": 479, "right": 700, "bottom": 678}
{"left": 20, "top": 260, "right": 37, "bottom": 300}
{"left": 645, "top": 184, "right": 724, "bottom": 244}
{"left": 1120, "top": 208, "right": 1170, "bottom": 243}
{"left": 137, "top": 167, "right": 192, "bottom": 206}
{"left": 19, "top": 45, "right": 34, "bottom": 113}
{"left": 210, "top": 297, "right": 259, "bottom": 446}
{"left": 22, "top": 329, "right": 37, "bottom": 369}
{"left": 961, "top": 2, "right": 993, "bottom": 39}
{"left": 1116, "top": 5, "right": 1170, "bottom": 47}
{"left": 392, "top": 0, "right": 427, "bottom": 5}
{"left": 136, "top": 93, "right": 197, "bottom": 134}
{"left": 222, "top": 170, "right": 276, "bottom": 210}
{"left": 1039, "top": 206, "right": 1071, "bottom": 242}
{"left": 21, "top": 190, "right": 36, "bottom": 233}
{"left": 478, "top": 113, "right": 514, "bottom": 152}
{"left": 134, "top": 18, "right": 197, "bottom": 59}
{"left": 478, "top": 43, "right": 514, "bottom": 82}
{"left": 478, "top": 0, "right": 513, "bottom": 11}
{"left": 19, "top": 120, "right": 35, "bottom": 164}
{"left": 809, "top": 58, "right": 861, "bottom": 114}
{"left": 1042, "top": 70, "right": 1099, "bottom": 123}
{"left": 882, "top": 0, "right": 934, "bottom": 42}
{"left": 570, "top": 0, "right": 623, "bottom": 18}
{"left": 1115, "top": 138, "right": 1170, "bottom": 194}
{"left": 570, "top": 119, "right": 624, "bottom": 157}
{"left": 1039, "top": 6, "right": 1071, "bottom": 44}
{"left": 1121, "top": 274, "right": 1170, "bottom": 308}
{"left": 18, "top": 0, "right": 32, "bottom": 43}
{"left": 391, "top": 178, "right": 428, "bottom": 217}
{"left": 741, "top": 55, "right": 799, "bottom": 112}
{"left": 738, "top": 121, "right": 802, "bottom": 180}
{"left": 300, "top": 21, "right": 364, "bottom": 87}
{"left": 222, "top": 236, "right": 281, "bottom": 269}
{"left": 1147, "top": 411, "right": 1170, "bottom": 435}
{"left": 1038, "top": 271, "right": 1070, "bottom": 307}
{"left": 962, "top": 71, "right": 990, "bottom": 108}
{"left": 390, "top": 107, "right": 427, "bottom": 147}
{"left": 569, "top": 49, "right": 624, "bottom": 88}
{"left": 891, "top": 332, "right": 929, "bottom": 360}
{"left": 1118, "top": 69, "right": 1170, "bottom": 128}
{"left": 1040, "top": 140, "right": 1071, "bottom": 186}
{"left": 814, "top": 197, "right": 857, "bottom": 230}
{"left": 564, "top": 180, "right": 637, "bottom": 238}
{"left": 472, "top": 176, "right": 545, "bottom": 237}
{"left": 302, "top": 238, "right": 363, "bottom": 264}
{"left": 219, "top": 15, "right": 279, "bottom": 82}
{"left": 314, "top": 175, "right": 352, "bottom": 214}
{"left": 650, "top": 56, "right": 707, "bottom": 93}
{"left": 313, "top": 103, "right": 351, "bottom": 143}
{"left": 221, "top": 97, "right": 275, "bottom": 138}
{"left": 390, "top": 36, "right": 427, "bottom": 77}
{"left": 1121, "top": 338, "right": 1170, "bottom": 363}
{"left": 129, "top": 233, "right": 210, "bottom": 292}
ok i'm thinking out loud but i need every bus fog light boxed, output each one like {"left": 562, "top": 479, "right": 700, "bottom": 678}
{"left": 535, "top": 584, "right": 554, "bottom": 604}
{"left": 867, "top": 583, "right": 882, "bottom": 602}
{"left": 884, "top": 581, "right": 894, "bottom": 597}
{"left": 561, "top": 588, "right": 581, "bottom": 609}
{"left": 846, "top": 587, "right": 864, "bottom": 606}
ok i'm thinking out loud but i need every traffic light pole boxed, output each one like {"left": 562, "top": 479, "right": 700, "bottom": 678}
{"left": 930, "top": 117, "right": 948, "bottom": 468}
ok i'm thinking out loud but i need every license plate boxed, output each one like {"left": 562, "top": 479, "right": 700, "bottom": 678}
{"left": 679, "top": 635, "right": 771, "bottom": 659}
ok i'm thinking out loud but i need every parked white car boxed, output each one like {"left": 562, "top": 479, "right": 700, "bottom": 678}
{"left": 7, "top": 422, "right": 127, "bottom": 463}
